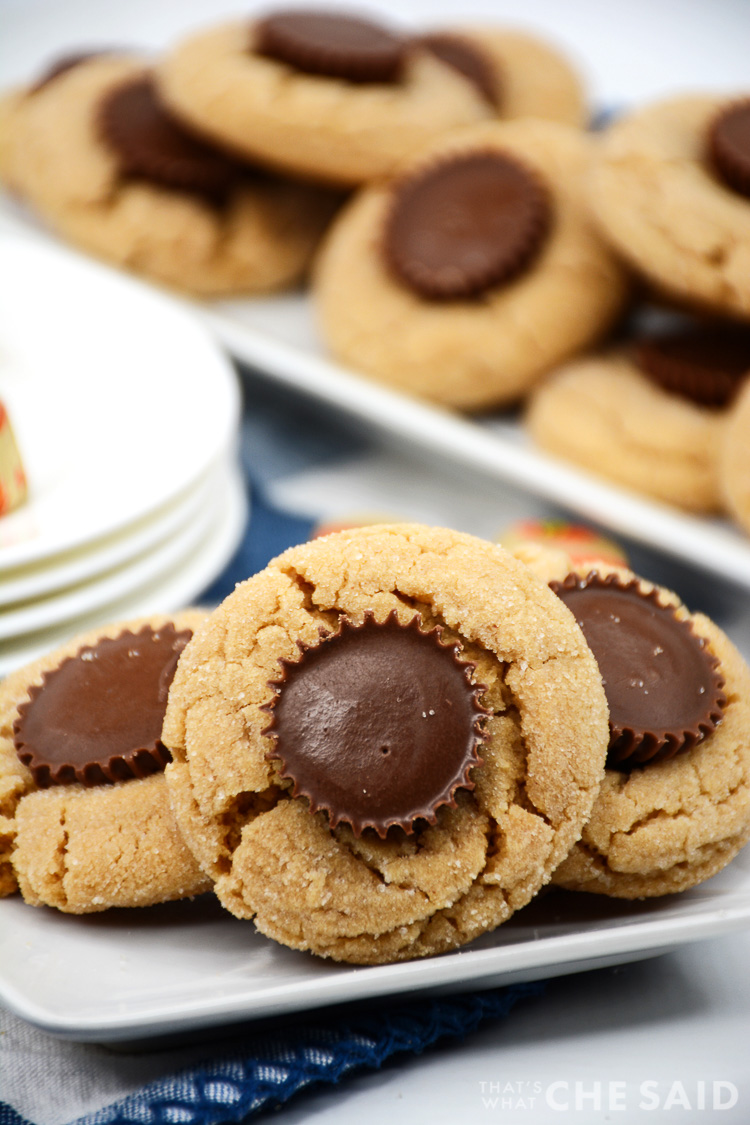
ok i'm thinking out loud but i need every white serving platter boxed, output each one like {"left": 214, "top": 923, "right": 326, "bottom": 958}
{"left": 201, "top": 294, "right": 750, "bottom": 593}
{"left": 1, "top": 845, "right": 749, "bottom": 1044}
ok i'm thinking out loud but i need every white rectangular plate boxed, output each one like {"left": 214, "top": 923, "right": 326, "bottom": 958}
{"left": 2, "top": 849, "right": 750, "bottom": 1043}
{"left": 199, "top": 293, "right": 750, "bottom": 592}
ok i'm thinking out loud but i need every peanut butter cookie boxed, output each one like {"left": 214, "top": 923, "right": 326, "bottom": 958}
{"left": 591, "top": 94, "right": 750, "bottom": 317}
{"left": 526, "top": 321, "right": 750, "bottom": 513}
{"left": 520, "top": 547, "right": 750, "bottom": 898}
{"left": 1, "top": 612, "right": 211, "bottom": 912}
{"left": 157, "top": 12, "right": 492, "bottom": 187}
{"left": 2, "top": 54, "right": 335, "bottom": 295}
{"left": 313, "top": 119, "right": 628, "bottom": 410}
{"left": 162, "top": 523, "right": 609, "bottom": 963}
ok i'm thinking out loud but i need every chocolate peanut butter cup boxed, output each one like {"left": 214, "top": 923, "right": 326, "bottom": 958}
{"left": 97, "top": 76, "right": 244, "bottom": 202}
{"left": 417, "top": 33, "right": 499, "bottom": 107}
{"left": 635, "top": 323, "right": 750, "bottom": 408}
{"left": 550, "top": 573, "right": 726, "bottom": 768}
{"left": 255, "top": 10, "right": 405, "bottom": 84}
{"left": 13, "top": 624, "right": 192, "bottom": 788}
{"left": 262, "top": 610, "right": 487, "bottom": 837}
{"left": 383, "top": 150, "right": 550, "bottom": 300}
{"left": 708, "top": 98, "right": 750, "bottom": 198}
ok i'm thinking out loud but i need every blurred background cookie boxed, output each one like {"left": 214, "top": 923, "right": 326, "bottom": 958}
{"left": 314, "top": 118, "right": 628, "bottom": 410}
{"left": 1, "top": 53, "right": 336, "bottom": 295}
{"left": 157, "top": 11, "right": 492, "bottom": 187}
{"left": 590, "top": 94, "right": 750, "bottom": 318}
{"left": 526, "top": 319, "right": 750, "bottom": 513}
{"left": 418, "top": 26, "right": 586, "bottom": 127}
{"left": 1, "top": 612, "right": 211, "bottom": 912}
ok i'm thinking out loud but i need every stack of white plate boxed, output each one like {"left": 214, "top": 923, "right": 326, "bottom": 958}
{"left": 0, "top": 234, "right": 246, "bottom": 676}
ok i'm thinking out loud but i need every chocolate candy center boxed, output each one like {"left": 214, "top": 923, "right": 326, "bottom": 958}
{"left": 708, "top": 98, "right": 750, "bottom": 198}
{"left": 255, "top": 10, "right": 405, "bottom": 84}
{"left": 551, "top": 575, "right": 725, "bottom": 768}
{"left": 264, "top": 612, "right": 486, "bottom": 836}
{"left": 636, "top": 324, "right": 750, "bottom": 408}
{"left": 384, "top": 150, "right": 550, "bottom": 300}
{"left": 418, "top": 33, "right": 499, "bottom": 107}
{"left": 97, "top": 76, "right": 243, "bottom": 202}
{"left": 13, "top": 624, "right": 192, "bottom": 788}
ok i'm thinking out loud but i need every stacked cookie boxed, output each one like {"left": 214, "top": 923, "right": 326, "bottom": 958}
{"left": 527, "top": 94, "right": 750, "bottom": 536}
{"left": 2, "top": 524, "right": 749, "bottom": 966}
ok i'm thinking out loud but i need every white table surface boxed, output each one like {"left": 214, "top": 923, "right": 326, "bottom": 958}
{"left": 2, "top": 1, "right": 750, "bottom": 1122}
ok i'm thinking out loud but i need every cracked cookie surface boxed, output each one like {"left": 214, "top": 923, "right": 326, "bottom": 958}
{"left": 590, "top": 94, "right": 750, "bottom": 317}
{"left": 521, "top": 548, "right": 750, "bottom": 898}
{"left": 2, "top": 56, "right": 335, "bottom": 295}
{"left": 162, "top": 523, "right": 609, "bottom": 963}
{"left": 526, "top": 351, "right": 724, "bottom": 513}
{"left": 313, "top": 120, "right": 627, "bottom": 411}
{"left": 0, "top": 612, "right": 211, "bottom": 912}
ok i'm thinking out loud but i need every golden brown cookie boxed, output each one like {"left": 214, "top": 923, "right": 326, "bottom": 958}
{"left": 313, "top": 119, "right": 628, "bottom": 410}
{"left": 162, "top": 523, "right": 609, "bottom": 964}
{"left": 527, "top": 320, "right": 750, "bottom": 513}
{"left": 2, "top": 55, "right": 335, "bottom": 296}
{"left": 520, "top": 549, "right": 750, "bottom": 898}
{"left": 721, "top": 376, "right": 750, "bottom": 535}
{"left": 157, "top": 14, "right": 492, "bottom": 187}
{"left": 1, "top": 612, "right": 211, "bottom": 912}
{"left": 590, "top": 94, "right": 750, "bottom": 317}
{"left": 418, "top": 27, "right": 586, "bottom": 128}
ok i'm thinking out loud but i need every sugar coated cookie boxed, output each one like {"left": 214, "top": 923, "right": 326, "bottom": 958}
{"left": 521, "top": 549, "right": 750, "bottom": 898}
{"left": 591, "top": 94, "right": 750, "bottom": 317}
{"left": 721, "top": 376, "right": 750, "bottom": 534}
{"left": 313, "top": 119, "right": 628, "bottom": 410}
{"left": 157, "top": 13, "right": 492, "bottom": 186}
{"left": 1, "top": 612, "right": 211, "bottom": 912}
{"left": 527, "top": 320, "right": 750, "bottom": 513}
{"left": 162, "top": 523, "right": 609, "bottom": 964}
{"left": 2, "top": 54, "right": 335, "bottom": 295}
{"left": 417, "top": 27, "right": 586, "bottom": 128}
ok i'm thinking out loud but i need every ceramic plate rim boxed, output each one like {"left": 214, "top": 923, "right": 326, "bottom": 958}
{"left": 0, "top": 462, "right": 220, "bottom": 607}
{"left": 0, "top": 867, "right": 749, "bottom": 1042}
{"left": 0, "top": 456, "right": 247, "bottom": 676}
